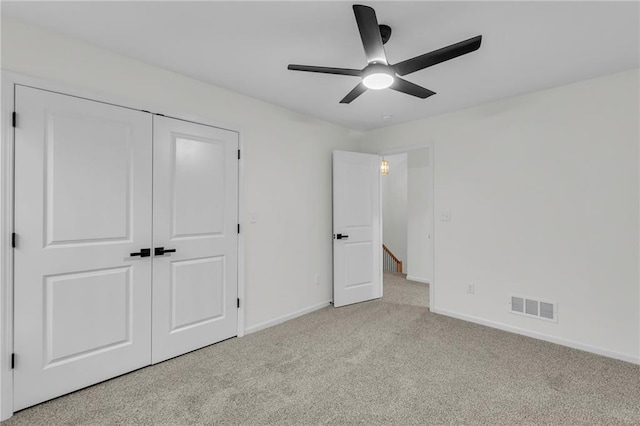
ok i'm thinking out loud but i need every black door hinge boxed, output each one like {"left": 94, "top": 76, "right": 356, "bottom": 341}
{"left": 11, "top": 232, "right": 16, "bottom": 248}
{"left": 12, "top": 112, "right": 17, "bottom": 128}
{"left": 11, "top": 353, "right": 15, "bottom": 369}
{"left": 237, "top": 224, "right": 240, "bottom": 234}
{"left": 237, "top": 298, "right": 240, "bottom": 308}
{"left": 237, "top": 150, "right": 241, "bottom": 160}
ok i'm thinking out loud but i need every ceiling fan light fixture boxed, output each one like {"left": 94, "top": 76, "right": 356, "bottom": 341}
{"left": 362, "top": 63, "right": 395, "bottom": 90}
{"left": 363, "top": 72, "right": 394, "bottom": 90}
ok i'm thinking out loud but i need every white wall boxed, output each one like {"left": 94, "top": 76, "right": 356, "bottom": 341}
{"left": 361, "top": 69, "right": 640, "bottom": 363}
{"left": 0, "top": 17, "right": 362, "bottom": 332}
{"left": 382, "top": 153, "right": 407, "bottom": 269}
{"left": 407, "top": 149, "right": 433, "bottom": 283}
{"left": 2, "top": 18, "right": 638, "bottom": 366}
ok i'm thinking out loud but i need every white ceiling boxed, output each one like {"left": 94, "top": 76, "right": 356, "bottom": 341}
{"left": 2, "top": 1, "right": 638, "bottom": 131}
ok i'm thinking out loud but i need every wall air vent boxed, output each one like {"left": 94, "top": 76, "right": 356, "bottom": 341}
{"left": 511, "top": 296, "right": 524, "bottom": 313}
{"left": 509, "top": 295, "right": 557, "bottom": 323}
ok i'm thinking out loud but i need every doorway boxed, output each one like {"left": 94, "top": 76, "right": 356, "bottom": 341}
{"left": 380, "top": 147, "right": 433, "bottom": 308}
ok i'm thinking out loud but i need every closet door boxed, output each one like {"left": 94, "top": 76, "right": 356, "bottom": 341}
{"left": 151, "top": 116, "right": 238, "bottom": 363}
{"left": 13, "top": 86, "right": 153, "bottom": 410}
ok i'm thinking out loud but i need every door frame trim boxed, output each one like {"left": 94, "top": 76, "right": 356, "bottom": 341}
{"left": 0, "top": 71, "right": 246, "bottom": 420}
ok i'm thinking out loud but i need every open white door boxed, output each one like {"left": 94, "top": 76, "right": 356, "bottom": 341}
{"left": 332, "top": 151, "right": 381, "bottom": 307}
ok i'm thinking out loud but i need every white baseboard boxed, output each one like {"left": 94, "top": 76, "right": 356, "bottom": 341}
{"left": 432, "top": 307, "right": 640, "bottom": 365}
{"left": 406, "top": 275, "right": 430, "bottom": 284}
{"left": 244, "top": 300, "right": 332, "bottom": 335}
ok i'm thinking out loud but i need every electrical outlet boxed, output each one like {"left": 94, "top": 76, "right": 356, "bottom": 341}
{"left": 314, "top": 274, "right": 320, "bottom": 285}
{"left": 467, "top": 283, "right": 475, "bottom": 294}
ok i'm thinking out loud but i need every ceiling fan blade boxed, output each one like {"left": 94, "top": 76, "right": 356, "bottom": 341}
{"left": 393, "top": 35, "right": 482, "bottom": 76}
{"left": 287, "top": 64, "right": 362, "bottom": 76}
{"left": 353, "top": 5, "right": 388, "bottom": 65}
{"left": 340, "top": 82, "right": 368, "bottom": 104}
{"left": 390, "top": 77, "right": 436, "bottom": 99}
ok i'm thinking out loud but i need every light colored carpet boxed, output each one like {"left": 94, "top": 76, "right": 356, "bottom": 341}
{"left": 381, "top": 271, "right": 429, "bottom": 307}
{"left": 4, "top": 273, "right": 639, "bottom": 425}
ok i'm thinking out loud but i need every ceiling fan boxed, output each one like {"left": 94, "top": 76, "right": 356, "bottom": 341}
{"left": 287, "top": 4, "right": 482, "bottom": 104}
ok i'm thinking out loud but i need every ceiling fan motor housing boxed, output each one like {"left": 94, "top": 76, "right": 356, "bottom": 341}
{"left": 364, "top": 63, "right": 394, "bottom": 76}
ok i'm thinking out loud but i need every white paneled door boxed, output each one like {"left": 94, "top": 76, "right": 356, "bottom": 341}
{"left": 13, "top": 86, "right": 153, "bottom": 410}
{"left": 12, "top": 86, "right": 239, "bottom": 410}
{"left": 332, "top": 151, "right": 381, "bottom": 307}
{"left": 151, "top": 116, "right": 238, "bottom": 364}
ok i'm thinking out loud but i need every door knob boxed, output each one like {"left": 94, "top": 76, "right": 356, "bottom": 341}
{"left": 336, "top": 234, "right": 349, "bottom": 240}
{"left": 155, "top": 247, "right": 177, "bottom": 256}
{"left": 130, "top": 248, "right": 151, "bottom": 257}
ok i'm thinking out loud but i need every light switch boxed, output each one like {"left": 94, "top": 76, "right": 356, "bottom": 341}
{"left": 250, "top": 212, "right": 257, "bottom": 224}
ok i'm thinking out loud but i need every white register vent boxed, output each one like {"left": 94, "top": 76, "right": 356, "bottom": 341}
{"left": 510, "top": 295, "right": 557, "bottom": 323}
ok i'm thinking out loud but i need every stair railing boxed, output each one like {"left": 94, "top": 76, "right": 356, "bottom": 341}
{"left": 382, "top": 244, "right": 403, "bottom": 273}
